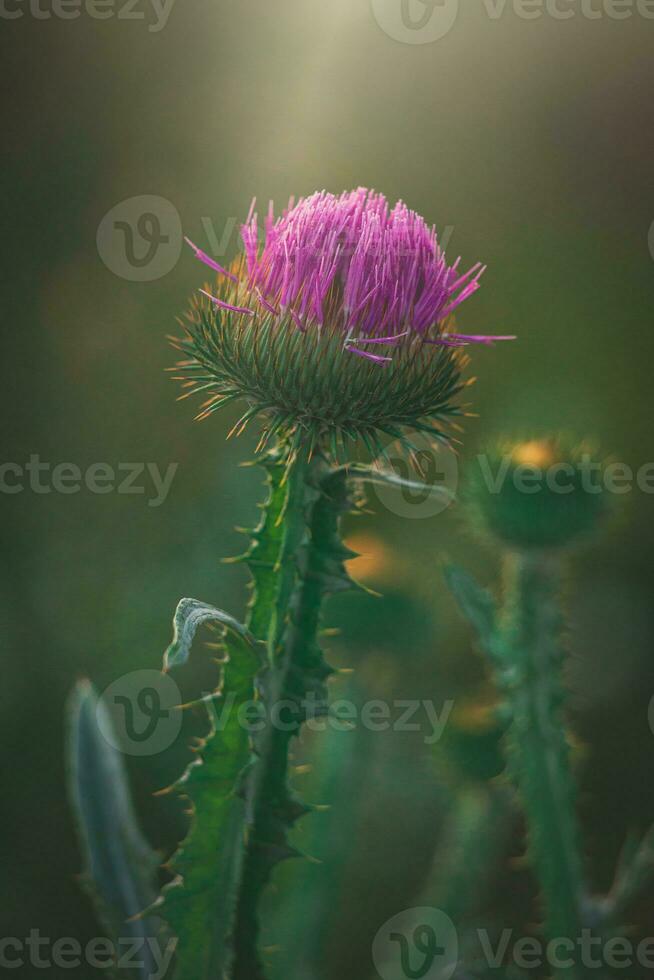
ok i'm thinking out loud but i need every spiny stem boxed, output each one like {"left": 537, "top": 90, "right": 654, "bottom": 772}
{"left": 500, "top": 553, "right": 587, "bottom": 980}
{"left": 232, "top": 450, "right": 354, "bottom": 979}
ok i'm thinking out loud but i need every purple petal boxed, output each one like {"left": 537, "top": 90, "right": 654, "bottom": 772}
{"left": 289, "top": 309, "right": 306, "bottom": 332}
{"left": 199, "top": 289, "right": 254, "bottom": 316}
{"left": 185, "top": 237, "right": 238, "bottom": 282}
{"left": 255, "top": 288, "right": 280, "bottom": 316}
{"left": 422, "top": 336, "right": 470, "bottom": 347}
{"left": 350, "top": 331, "right": 409, "bottom": 346}
{"left": 447, "top": 333, "right": 516, "bottom": 345}
{"left": 346, "top": 345, "right": 392, "bottom": 363}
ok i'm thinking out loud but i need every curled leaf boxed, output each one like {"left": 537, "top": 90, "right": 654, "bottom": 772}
{"left": 164, "top": 598, "right": 255, "bottom": 671}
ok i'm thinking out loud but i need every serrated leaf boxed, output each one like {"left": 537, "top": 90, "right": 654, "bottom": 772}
{"left": 164, "top": 597, "right": 254, "bottom": 671}
{"left": 66, "top": 681, "right": 166, "bottom": 980}
{"left": 161, "top": 605, "right": 262, "bottom": 980}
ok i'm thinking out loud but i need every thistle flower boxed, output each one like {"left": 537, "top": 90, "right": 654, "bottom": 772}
{"left": 172, "top": 188, "right": 513, "bottom": 457}
{"left": 464, "top": 437, "right": 612, "bottom": 551}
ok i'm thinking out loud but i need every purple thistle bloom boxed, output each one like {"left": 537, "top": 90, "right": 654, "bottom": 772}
{"left": 173, "top": 187, "right": 514, "bottom": 454}
{"left": 238, "top": 188, "right": 492, "bottom": 349}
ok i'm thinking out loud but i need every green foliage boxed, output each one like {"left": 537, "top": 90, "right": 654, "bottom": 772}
{"left": 241, "top": 455, "right": 289, "bottom": 643}
{"left": 67, "top": 443, "right": 459, "bottom": 980}
{"left": 427, "top": 700, "right": 513, "bottom": 957}
{"left": 423, "top": 784, "right": 512, "bottom": 926}
{"left": 601, "top": 824, "right": 654, "bottom": 929}
{"left": 159, "top": 601, "right": 261, "bottom": 980}
{"left": 447, "top": 555, "right": 588, "bottom": 978}
{"left": 500, "top": 556, "right": 586, "bottom": 976}
{"left": 342, "top": 461, "right": 455, "bottom": 495}
{"left": 439, "top": 715, "right": 509, "bottom": 786}
{"left": 231, "top": 453, "right": 359, "bottom": 979}
{"left": 444, "top": 564, "right": 498, "bottom": 659}
{"left": 66, "top": 681, "right": 165, "bottom": 980}
{"left": 164, "top": 597, "right": 255, "bottom": 671}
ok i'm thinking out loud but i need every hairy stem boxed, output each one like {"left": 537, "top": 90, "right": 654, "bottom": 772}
{"left": 500, "top": 553, "right": 586, "bottom": 980}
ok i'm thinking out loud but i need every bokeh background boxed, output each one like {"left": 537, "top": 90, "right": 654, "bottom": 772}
{"left": 2, "top": 1, "right": 654, "bottom": 977}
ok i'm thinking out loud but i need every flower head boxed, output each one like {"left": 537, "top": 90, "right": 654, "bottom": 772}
{"left": 172, "top": 188, "right": 513, "bottom": 456}
{"left": 464, "top": 437, "right": 613, "bottom": 551}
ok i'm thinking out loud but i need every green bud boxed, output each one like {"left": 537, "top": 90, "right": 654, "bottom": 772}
{"left": 464, "top": 437, "right": 613, "bottom": 551}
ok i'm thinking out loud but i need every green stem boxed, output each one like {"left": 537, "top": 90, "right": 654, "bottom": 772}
{"left": 500, "top": 552, "right": 586, "bottom": 980}
{"left": 602, "top": 824, "right": 654, "bottom": 928}
{"left": 232, "top": 451, "right": 354, "bottom": 978}
{"left": 424, "top": 784, "right": 512, "bottom": 927}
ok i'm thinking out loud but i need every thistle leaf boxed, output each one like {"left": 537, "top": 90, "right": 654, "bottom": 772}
{"left": 341, "top": 462, "right": 456, "bottom": 504}
{"left": 164, "top": 597, "right": 254, "bottom": 671}
{"left": 444, "top": 564, "right": 498, "bottom": 653}
{"left": 66, "top": 680, "right": 166, "bottom": 979}
{"left": 160, "top": 606, "right": 262, "bottom": 980}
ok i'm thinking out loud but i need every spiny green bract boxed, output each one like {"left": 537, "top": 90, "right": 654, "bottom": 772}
{"left": 464, "top": 436, "right": 613, "bottom": 551}
{"left": 172, "top": 288, "right": 471, "bottom": 459}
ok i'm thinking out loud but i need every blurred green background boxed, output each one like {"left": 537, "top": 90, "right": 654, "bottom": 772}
{"left": 2, "top": 1, "right": 654, "bottom": 977}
